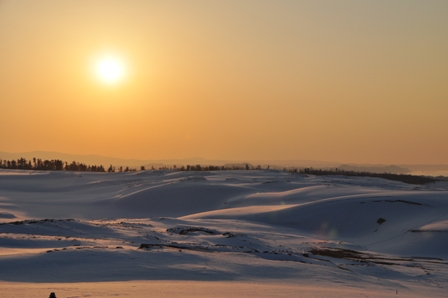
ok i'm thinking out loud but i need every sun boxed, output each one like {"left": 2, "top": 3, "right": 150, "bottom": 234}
{"left": 95, "top": 56, "right": 125, "bottom": 84}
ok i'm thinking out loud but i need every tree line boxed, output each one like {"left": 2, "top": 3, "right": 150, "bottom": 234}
{"left": 0, "top": 157, "right": 144, "bottom": 173}
{"left": 0, "top": 157, "right": 109, "bottom": 172}
{"left": 0, "top": 157, "right": 438, "bottom": 185}
{"left": 177, "top": 164, "right": 263, "bottom": 171}
{"left": 0, "top": 157, "right": 152, "bottom": 173}
{"left": 0, "top": 159, "right": 265, "bottom": 173}
{"left": 285, "top": 167, "right": 438, "bottom": 185}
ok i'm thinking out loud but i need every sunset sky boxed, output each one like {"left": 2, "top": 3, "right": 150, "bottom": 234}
{"left": 1, "top": 0, "right": 447, "bottom": 164}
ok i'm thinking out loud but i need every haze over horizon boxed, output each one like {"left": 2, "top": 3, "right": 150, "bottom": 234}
{"left": 1, "top": 1, "right": 447, "bottom": 165}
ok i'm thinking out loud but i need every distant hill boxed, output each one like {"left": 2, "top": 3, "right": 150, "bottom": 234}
{"left": 403, "top": 164, "right": 448, "bottom": 177}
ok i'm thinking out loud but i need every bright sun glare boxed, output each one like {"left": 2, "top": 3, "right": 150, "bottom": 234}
{"left": 95, "top": 57, "right": 125, "bottom": 84}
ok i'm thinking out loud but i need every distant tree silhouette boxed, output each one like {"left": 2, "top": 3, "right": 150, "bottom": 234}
{"left": 0, "top": 157, "right": 106, "bottom": 173}
{"left": 285, "top": 167, "right": 438, "bottom": 185}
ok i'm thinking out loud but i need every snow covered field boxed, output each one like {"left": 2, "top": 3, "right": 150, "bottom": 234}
{"left": 0, "top": 169, "right": 447, "bottom": 297}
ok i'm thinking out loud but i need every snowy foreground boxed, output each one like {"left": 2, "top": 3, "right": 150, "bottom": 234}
{"left": 0, "top": 170, "right": 447, "bottom": 297}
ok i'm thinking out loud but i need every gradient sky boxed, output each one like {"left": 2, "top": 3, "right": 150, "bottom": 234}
{"left": 1, "top": 0, "right": 447, "bottom": 164}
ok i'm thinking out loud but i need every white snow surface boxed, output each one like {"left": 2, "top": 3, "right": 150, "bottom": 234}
{"left": 0, "top": 169, "right": 447, "bottom": 297}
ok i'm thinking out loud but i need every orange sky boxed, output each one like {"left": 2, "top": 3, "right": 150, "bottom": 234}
{"left": 1, "top": 0, "right": 447, "bottom": 164}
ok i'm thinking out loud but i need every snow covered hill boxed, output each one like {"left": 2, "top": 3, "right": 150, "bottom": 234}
{"left": 0, "top": 169, "right": 447, "bottom": 297}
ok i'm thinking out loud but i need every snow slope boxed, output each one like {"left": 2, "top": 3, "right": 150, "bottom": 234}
{"left": 0, "top": 169, "right": 447, "bottom": 297}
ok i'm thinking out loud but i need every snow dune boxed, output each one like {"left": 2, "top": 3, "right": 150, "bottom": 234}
{"left": 0, "top": 169, "right": 447, "bottom": 297}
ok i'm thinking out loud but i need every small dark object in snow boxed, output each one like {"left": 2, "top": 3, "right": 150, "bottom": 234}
{"left": 49, "top": 292, "right": 56, "bottom": 298}
{"left": 377, "top": 218, "right": 386, "bottom": 225}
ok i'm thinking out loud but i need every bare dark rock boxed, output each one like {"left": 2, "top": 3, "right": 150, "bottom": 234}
{"left": 166, "top": 226, "right": 221, "bottom": 235}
